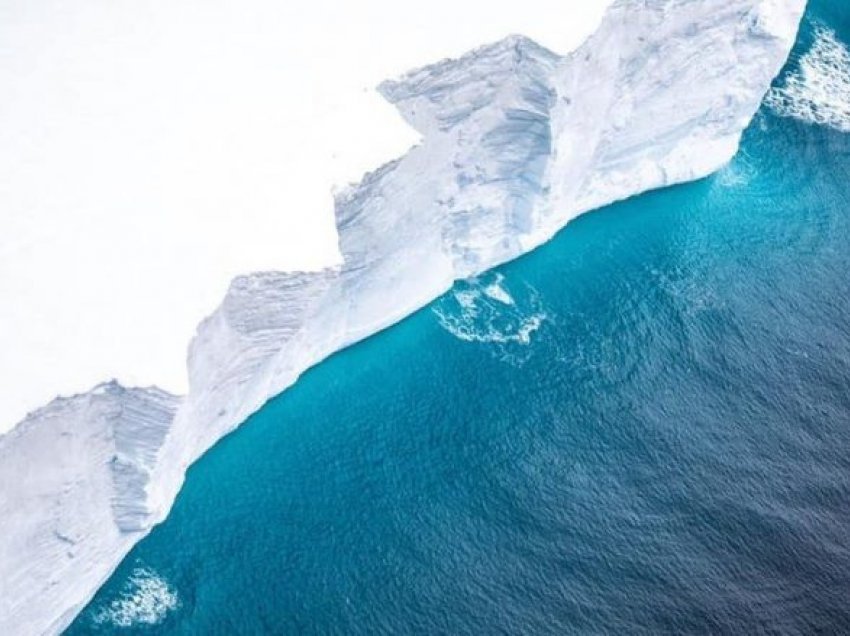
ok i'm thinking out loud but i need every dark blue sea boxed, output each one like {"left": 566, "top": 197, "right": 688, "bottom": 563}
{"left": 69, "top": 2, "right": 850, "bottom": 633}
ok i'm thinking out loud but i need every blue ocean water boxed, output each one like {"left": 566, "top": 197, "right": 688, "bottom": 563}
{"left": 70, "top": 4, "right": 850, "bottom": 634}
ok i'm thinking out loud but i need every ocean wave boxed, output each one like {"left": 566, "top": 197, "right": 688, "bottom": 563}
{"left": 433, "top": 273, "right": 548, "bottom": 362}
{"left": 766, "top": 25, "right": 850, "bottom": 132}
{"left": 92, "top": 567, "right": 179, "bottom": 628}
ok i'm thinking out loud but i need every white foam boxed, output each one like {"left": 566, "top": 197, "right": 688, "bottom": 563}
{"left": 714, "top": 151, "right": 758, "bottom": 188}
{"left": 766, "top": 25, "right": 850, "bottom": 132}
{"left": 92, "top": 567, "right": 179, "bottom": 628}
{"left": 433, "top": 273, "right": 548, "bottom": 350}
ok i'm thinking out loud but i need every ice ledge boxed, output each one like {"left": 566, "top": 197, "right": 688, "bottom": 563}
{"left": 0, "top": 383, "right": 179, "bottom": 634}
{"left": 0, "top": 0, "right": 806, "bottom": 633}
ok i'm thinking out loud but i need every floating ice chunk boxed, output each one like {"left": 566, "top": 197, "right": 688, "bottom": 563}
{"left": 483, "top": 274, "right": 516, "bottom": 305}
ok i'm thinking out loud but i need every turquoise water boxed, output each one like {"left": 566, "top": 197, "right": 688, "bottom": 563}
{"left": 70, "top": 5, "right": 850, "bottom": 633}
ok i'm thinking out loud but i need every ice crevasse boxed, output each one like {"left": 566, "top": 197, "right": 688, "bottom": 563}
{"left": 0, "top": 0, "right": 806, "bottom": 633}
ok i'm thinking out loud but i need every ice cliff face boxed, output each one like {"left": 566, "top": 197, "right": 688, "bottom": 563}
{"left": 0, "top": 384, "right": 178, "bottom": 633}
{"left": 0, "top": 0, "right": 806, "bottom": 633}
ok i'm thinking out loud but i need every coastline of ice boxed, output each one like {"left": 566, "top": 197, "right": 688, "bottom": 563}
{"left": 0, "top": 0, "right": 807, "bottom": 633}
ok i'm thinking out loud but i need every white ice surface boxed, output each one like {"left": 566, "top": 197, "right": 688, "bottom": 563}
{"left": 0, "top": 0, "right": 806, "bottom": 633}
{"left": 0, "top": 0, "right": 611, "bottom": 432}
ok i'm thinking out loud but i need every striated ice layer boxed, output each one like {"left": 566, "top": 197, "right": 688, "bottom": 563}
{"left": 0, "top": 384, "right": 178, "bottom": 633}
{"left": 0, "top": 0, "right": 806, "bottom": 633}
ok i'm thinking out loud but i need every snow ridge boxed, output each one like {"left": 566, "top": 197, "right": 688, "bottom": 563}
{"left": 0, "top": 1, "right": 806, "bottom": 633}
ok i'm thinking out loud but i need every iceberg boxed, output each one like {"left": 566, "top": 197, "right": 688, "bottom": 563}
{"left": 0, "top": 0, "right": 806, "bottom": 633}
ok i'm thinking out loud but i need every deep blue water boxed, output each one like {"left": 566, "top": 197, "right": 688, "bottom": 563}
{"left": 70, "top": 4, "right": 850, "bottom": 634}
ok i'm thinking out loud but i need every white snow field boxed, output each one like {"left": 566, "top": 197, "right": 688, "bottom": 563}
{"left": 0, "top": 0, "right": 806, "bottom": 633}
{"left": 0, "top": 0, "right": 611, "bottom": 433}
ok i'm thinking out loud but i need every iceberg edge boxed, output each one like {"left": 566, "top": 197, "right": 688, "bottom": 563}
{"left": 0, "top": 0, "right": 806, "bottom": 632}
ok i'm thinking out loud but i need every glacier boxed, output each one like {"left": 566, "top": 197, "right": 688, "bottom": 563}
{"left": 0, "top": 0, "right": 806, "bottom": 633}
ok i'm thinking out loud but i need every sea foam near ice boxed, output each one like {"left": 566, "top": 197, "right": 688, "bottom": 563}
{"left": 714, "top": 151, "right": 759, "bottom": 189}
{"left": 91, "top": 567, "right": 179, "bottom": 629}
{"left": 433, "top": 273, "right": 548, "bottom": 362}
{"left": 766, "top": 25, "right": 850, "bottom": 131}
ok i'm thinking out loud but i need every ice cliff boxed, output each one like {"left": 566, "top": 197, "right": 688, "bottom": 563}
{"left": 0, "top": 0, "right": 806, "bottom": 632}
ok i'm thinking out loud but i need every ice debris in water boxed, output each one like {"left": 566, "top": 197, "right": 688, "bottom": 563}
{"left": 766, "top": 25, "right": 850, "bottom": 132}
